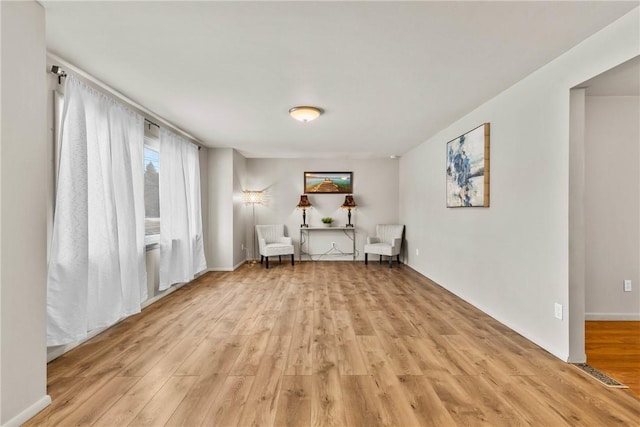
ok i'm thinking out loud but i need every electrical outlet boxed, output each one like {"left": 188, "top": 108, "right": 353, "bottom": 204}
{"left": 624, "top": 280, "right": 632, "bottom": 292}
{"left": 416, "top": 249, "right": 419, "bottom": 256}
{"left": 554, "top": 303, "right": 563, "bottom": 320}
{"left": 331, "top": 241, "right": 336, "bottom": 247}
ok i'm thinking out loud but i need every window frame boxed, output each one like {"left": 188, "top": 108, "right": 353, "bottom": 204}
{"left": 144, "top": 135, "right": 160, "bottom": 247}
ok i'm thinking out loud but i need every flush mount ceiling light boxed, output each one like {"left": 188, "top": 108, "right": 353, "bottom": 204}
{"left": 289, "top": 106, "right": 322, "bottom": 123}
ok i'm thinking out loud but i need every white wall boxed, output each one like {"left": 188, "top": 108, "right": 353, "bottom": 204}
{"left": 205, "top": 148, "right": 249, "bottom": 270}
{"left": 0, "top": 1, "right": 51, "bottom": 424}
{"left": 399, "top": 9, "right": 639, "bottom": 361}
{"left": 568, "top": 88, "right": 587, "bottom": 362}
{"left": 233, "top": 151, "right": 248, "bottom": 266}
{"left": 206, "top": 148, "right": 235, "bottom": 269}
{"left": 200, "top": 146, "right": 210, "bottom": 267}
{"left": 584, "top": 95, "right": 640, "bottom": 320}
{"left": 247, "top": 158, "right": 399, "bottom": 260}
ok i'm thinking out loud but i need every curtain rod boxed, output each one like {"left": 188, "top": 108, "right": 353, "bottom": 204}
{"left": 47, "top": 55, "right": 205, "bottom": 150}
{"left": 50, "top": 65, "right": 158, "bottom": 130}
{"left": 145, "top": 119, "right": 160, "bottom": 129}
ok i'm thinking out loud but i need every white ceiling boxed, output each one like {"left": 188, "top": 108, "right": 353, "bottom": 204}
{"left": 42, "top": 1, "right": 638, "bottom": 158}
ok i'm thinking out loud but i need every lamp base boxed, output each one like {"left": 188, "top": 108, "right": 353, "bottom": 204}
{"left": 345, "top": 224, "right": 354, "bottom": 227}
{"left": 345, "top": 208, "right": 354, "bottom": 228}
{"left": 300, "top": 224, "right": 309, "bottom": 228}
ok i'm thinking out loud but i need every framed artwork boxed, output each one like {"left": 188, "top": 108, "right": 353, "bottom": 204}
{"left": 446, "top": 123, "right": 490, "bottom": 207}
{"left": 304, "top": 172, "right": 353, "bottom": 194}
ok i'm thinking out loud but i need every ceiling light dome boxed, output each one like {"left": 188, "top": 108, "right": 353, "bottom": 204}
{"left": 289, "top": 106, "right": 322, "bottom": 122}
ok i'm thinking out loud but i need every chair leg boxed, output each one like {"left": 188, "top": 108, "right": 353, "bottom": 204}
{"left": 397, "top": 254, "right": 401, "bottom": 264}
{"left": 279, "top": 255, "right": 282, "bottom": 263}
{"left": 379, "top": 255, "right": 382, "bottom": 264}
{"left": 291, "top": 254, "right": 294, "bottom": 266}
{"left": 260, "top": 255, "right": 263, "bottom": 264}
{"left": 365, "top": 253, "right": 368, "bottom": 264}
{"left": 389, "top": 257, "right": 392, "bottom": 268}
{"left": 266, "top": 257, "right": 269, "bottom": 269}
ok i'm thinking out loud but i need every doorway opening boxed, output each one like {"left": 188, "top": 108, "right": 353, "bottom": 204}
{"left": 569, "top": 56, "right": 640, "bottom": 398}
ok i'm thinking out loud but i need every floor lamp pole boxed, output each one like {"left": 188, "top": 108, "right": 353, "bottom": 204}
{"left": 243, "top": 190, "right": 264, "bottom": 266}
{"left": 252, "top": 203, "right": 257, "bottom": 263}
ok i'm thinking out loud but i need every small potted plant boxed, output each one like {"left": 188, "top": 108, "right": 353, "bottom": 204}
{"left": 321, "top": 217, "right": 333, "bottom": 227}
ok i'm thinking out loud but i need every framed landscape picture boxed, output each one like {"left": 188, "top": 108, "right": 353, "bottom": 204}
{"left": 304, "top": 172, "right": 353, "bottom": 194}
{"left": 446, "top": 123, "right": 490, "bottom": 207}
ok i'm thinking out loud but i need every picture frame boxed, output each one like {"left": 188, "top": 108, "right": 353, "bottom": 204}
{"left": 446, "top": 123, "right": 490, "bottom": 207}
{"left": 304, "top": 172, "right": 353, "bottom": 194}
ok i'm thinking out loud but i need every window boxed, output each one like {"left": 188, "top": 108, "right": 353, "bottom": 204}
{"left": 144, "top": 137, "right": 160, "bottom": 244}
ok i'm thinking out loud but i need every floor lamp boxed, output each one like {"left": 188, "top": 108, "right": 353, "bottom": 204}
{"left": 243, "top": 190, "right": 264, "bottom": 264}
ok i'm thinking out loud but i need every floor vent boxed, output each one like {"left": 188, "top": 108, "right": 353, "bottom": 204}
{"left": 572, "top": 363, "right": 628, "bottom": 388}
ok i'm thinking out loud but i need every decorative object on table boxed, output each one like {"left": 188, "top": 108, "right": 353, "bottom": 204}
{"left": 288, "top": 106, "right": 323, "bottom": 123}
{"left": 304, "top": 172, "right": 353, "bottom": 194}
{"left": 340, "top": 194, "right": 357, "bottom": 227}
{"left": 446, "top": 123, "right": 490, "bottom": 207}
{"left": 296, "top": 194, "right": 312, "bottom": 228}
{"left": 243, "top": 190, "right": 264, "bottom": 263}
{"left": 321, "top": 217, "right": 333, "bottom": 227}
{"left": 364, "top": 224, "right": 405, "bottom": 268}
{"left": 255, "top": 224, "right": 294, "bottom": 269}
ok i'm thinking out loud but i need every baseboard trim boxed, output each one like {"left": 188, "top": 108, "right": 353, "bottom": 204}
{"left": 585, "top": 313, "right": 640, "bottom": 321}
{"left": 404, "top": 262, "right": 570, "bottom": 362}
{"left": 47, "top": 281, "right": 190, "bottom": 362}
{"left": 207, "top": 259, "right": 247, "bottom": 272}
{"left": 47, "top": 328, "right": 109, "bottom": 362}
{"left": 141, "top": 281, "right": 189, "bottom": 309}
{"left": 567, "top": 353, "right": 587, "bottom": 364}
{"left": 4, "top": 395, "right": 51, "bottom": 426}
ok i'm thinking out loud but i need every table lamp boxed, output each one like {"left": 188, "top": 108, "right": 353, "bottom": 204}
{"left": 341, "top": 194, "right": 357, "bottom": 227}
{"left": 297, "top": 195, "right": 312, "bottom": 227}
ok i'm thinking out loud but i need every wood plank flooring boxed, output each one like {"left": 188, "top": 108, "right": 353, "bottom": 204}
{"left": 27, "top": 262, "right": 640, "bottom": 426}
{"left": 586, "top": 320, "right": 640, "bottom": 398}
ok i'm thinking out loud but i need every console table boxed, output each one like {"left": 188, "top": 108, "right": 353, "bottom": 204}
{"left": 299, "top": 226, "right": 356, "bottom": 261}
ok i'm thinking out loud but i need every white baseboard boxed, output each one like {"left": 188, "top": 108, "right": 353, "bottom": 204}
{"left": 207, "top": 259, "right": 247, "bottom": 272}
{"left": 47, "top": 281, "right": 190, "bottom": 362}
{"left": 141, "top": 281, "right": 189, "bottom": 309}
{"left": 585, "top": 313, "right": 640, "bottom": 321}
{"left": 567, "top": 353, "right": 587, "bottom": 364}
{"left": 405, "top": 262, "right": 571, "bottom": 362}
{"left": 47, "top": 327, "right": 109, "bottom": 362}
{"left": 4, "top": 395, "right": 51, "bottom": 426}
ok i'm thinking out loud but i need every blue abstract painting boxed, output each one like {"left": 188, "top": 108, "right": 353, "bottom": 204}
{"left": 446, "top": 123, "right": 490, "bottom": 207}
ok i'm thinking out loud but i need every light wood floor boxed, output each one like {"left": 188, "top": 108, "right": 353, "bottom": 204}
{"left": 27, "top": 262, "right": 639, "bottom": 426}
{"left": 586, "top": 320, "right": 640, "bottom": 399}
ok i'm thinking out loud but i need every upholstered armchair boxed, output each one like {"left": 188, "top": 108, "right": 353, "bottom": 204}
{"left": 364, "top": 224, "right": 405, "bottom": 268}
{"left": 255, "top": 224, "right": 295, "bottom": 269}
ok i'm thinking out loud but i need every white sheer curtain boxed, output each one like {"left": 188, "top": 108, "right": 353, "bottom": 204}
{"left": 47, "top": 75, "right": 147, "bottom": 346}
{"left": 159, "top": 129, "right": 206, "bottom": 290}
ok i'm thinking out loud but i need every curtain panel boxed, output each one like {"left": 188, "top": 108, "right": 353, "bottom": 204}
{"left": 159, "top": 129, "right": 207, "bottom": 290}
{"left": 47, "top": 75, "right": 147, "bottom": 346}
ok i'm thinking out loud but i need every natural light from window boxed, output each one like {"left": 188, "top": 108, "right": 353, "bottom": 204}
{"left": 144, "top": 146, "right": 160, "bottom": 239}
